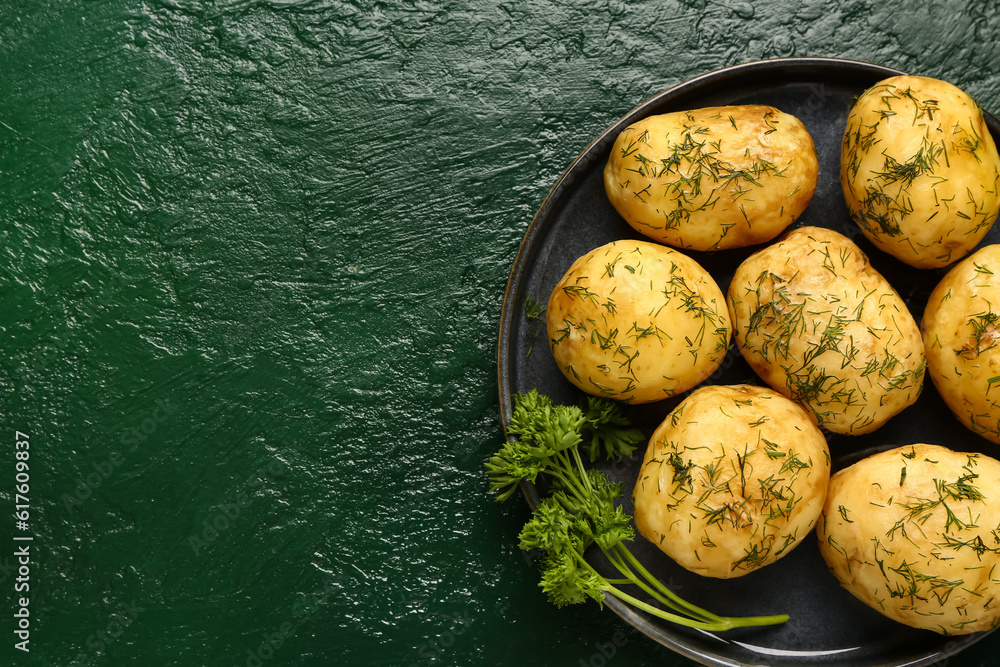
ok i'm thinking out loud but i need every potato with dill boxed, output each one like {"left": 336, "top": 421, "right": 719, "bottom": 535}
{"left": 817, "top": 444, "right": 1000, "bottom": 635}
{"left": 922, "top": 244, "right": 1000, "bottom": 443}
{"left": 633, "top": 384, "right": 830, "bottom": 579}
{"left": 841, "top": 75, "right": 1000, "bottom": 268}
{"left": 603, "top": 105, "right": 818, "bottom": 251}
{"left": 546, "top": 240, "right": 730, "bottom": 404}
{"left": 727, "top": 226, "right": 925, "bottom": 434}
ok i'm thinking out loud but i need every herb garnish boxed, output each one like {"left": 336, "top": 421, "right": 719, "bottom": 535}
{"left": 487, "top": 390, "right": 789, "bottom": 631}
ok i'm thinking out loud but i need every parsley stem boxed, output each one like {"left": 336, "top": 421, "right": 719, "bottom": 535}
{"left": 613, "top": 543, "right": 723, "bottom": 623}
{"left": 571, "top": 447, "right": 594, "bottom": 495}
{"left": 600, "top": 546, "right": 713, "bottom": 622}
{"left": 603, "top": 586, "right": 788, "bottom": 631}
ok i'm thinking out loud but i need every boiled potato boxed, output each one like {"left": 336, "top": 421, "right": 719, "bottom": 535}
{"left": 841, "top": 75, "right": 1000, "bottom": 268}
{"left": 546, "top": 240, "right": 730, "bottom": 404}
{"left": 727, "top": 226, "right": 925, "bottom": 434}
{"left": 922, "top": 244, "right": 1000, "bottom": 443}
{"left": 603, "top": 105, "right": 818, "bottom": 251}
{"left": 633, "top": 384, "right": 830, "bottom": 579}
{"left": 817, "top": 444, "right": 1000, "bottom": 635}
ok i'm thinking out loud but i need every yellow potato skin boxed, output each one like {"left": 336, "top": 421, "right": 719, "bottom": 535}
{"left": 922, "top": 245, "right": 1000, "bottom": 443}
{"left": 841, "top": 75, "right": 1000, "bottom": 268}
{"left": 546, "top": 240, "right": 730, "bottom": 404}
{"left": 817, "top": 444, "right": 1000, "bottom": 635}
{"left": 633, "top": 384, "right": 830, "bottom": 579}
{"left": 603, "top": 105, "right": 818, "bottom": 251}
{"left": 727, "top": 226, "right": 925, "bottom": 434}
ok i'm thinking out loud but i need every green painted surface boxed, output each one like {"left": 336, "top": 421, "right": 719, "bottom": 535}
{"left": 2, "top": 1, "right": 999, "bottom": 665}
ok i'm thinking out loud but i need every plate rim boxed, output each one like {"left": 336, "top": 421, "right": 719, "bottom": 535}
{"left": 495, "top": 55, "right": 999, "bottom": 667}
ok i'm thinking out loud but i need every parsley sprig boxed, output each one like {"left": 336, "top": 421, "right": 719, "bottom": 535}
{"left": 487, "top": 390, "right": 790, "bottom": 631}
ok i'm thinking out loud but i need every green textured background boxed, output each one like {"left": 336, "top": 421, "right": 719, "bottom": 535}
{"left": 2, "top": 1, "right": 1000, "bottom": 665}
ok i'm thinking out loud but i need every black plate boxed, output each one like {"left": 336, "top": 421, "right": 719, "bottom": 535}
{"left": 497, "top": 57, "right": 1000, "bottom": 667}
